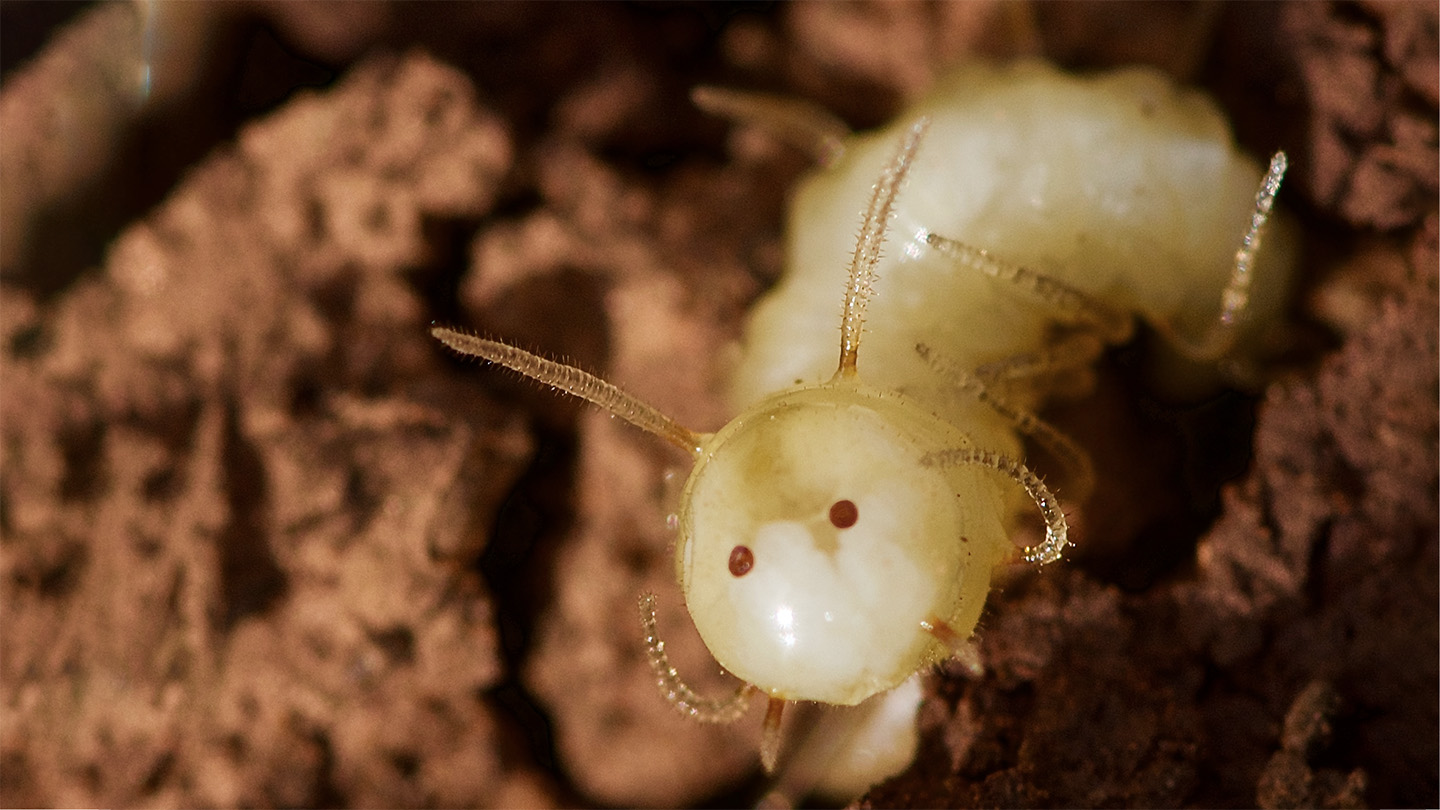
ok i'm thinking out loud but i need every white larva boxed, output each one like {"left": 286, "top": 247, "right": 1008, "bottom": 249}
{"left": 433, "top": 60, "right": 1294, "bottom": 781}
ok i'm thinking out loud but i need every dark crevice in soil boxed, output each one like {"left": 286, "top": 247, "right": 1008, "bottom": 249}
{"left": 307, "top": 730, "right": 348, "bottom": 810}
{"left": 476, "top": 426, "right": 581, "bottom": 800}
{"left": 217, "top": 399, "right": 288, "bottom": 633}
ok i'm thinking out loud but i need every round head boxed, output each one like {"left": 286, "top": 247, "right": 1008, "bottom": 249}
{"left": 676, "top": 384, "right": 1004, "bottom": 705}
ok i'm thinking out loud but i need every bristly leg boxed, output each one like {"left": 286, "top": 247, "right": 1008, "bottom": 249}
{"left": 691, "top": 86, "right": 851, "bottom": 167}
{"left": 924, "top": 233, "right": 1133, "bottom": 343}
{"left": 922, "top": 447, "right": 1068, "bottom": 564}
{"left": 971, "top": 331, "right": 1107, "bottom": 384}
{"left": 917, "top": 342, "right": 1095, "bottom": 501}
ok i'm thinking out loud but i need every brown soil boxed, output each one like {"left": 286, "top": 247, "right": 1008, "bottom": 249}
{"left": 2, "top": 2, "right": 1435, "bottom": 808}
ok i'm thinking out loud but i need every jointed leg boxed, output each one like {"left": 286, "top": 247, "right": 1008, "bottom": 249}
{"left": 691, "top": 86, "right": 851, "bottom": 167}
{"left": 925, "top": 232, "right": 1133, "bottom": 343}
{"left": 971, "top": 331, "right": 1107, "bottom": 385}
{"left": 921, "top": 447, "right": 1068, "bottom": 564}
{"left": 918, "top": 343, "right": 1094, "bottom": 501}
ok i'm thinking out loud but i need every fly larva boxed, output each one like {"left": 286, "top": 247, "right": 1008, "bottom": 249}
{"left": 433, "top": 60, "right": 1293, "bottom": 784}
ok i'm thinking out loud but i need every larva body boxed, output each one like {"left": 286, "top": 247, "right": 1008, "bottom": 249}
{"left": 435, "top": 59, "right": 1292, "bottom": 780}
{"left": 735, "top": 61, "right": 1294, "bottom": 410}
{"left": 687, "top": 60, "right": 1293, "bottom": 711}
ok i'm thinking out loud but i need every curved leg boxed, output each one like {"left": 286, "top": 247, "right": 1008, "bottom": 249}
{"left": 971, "top": 331, "right": 1107, "bottom": 384}
{"left": 638, "top": 593, "right": 755, "bottom": 723}
{"left": 919, "top": 152, "right": 1287, "bottom": 365}
{"left": 921, "top": 448, "right": 1068, "bottom": 564}
{"left": 917, "top": 343, "right": 1094, "bottom": 501}
{"left": 924, "top": 232, "right": 1133, "bottom": 343}
{"left": 690, "top": 86, "right": 851, "bottom": 167}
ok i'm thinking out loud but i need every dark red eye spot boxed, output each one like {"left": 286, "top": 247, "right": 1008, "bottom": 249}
{"left": 829, "top": 499, "right": 859, "bottom": 529}
{"left": 728, "top": 545, "right": 754, "bottom": 577}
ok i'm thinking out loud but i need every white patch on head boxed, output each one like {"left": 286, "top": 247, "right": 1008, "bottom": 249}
{"left": 724, "top": 500, "right": 937, "bottom": 702}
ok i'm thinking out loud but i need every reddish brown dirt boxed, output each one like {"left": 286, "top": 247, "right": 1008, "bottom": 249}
{"left": 1, "top": 2, "right": 1435, "bottom": 808}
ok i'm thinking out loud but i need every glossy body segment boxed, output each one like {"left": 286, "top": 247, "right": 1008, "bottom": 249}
{"left": 678, "top": 383, "right": 1011, "bottom": 704}
{"left": 731, "top": 61, "right": 1296, "bottom": 415}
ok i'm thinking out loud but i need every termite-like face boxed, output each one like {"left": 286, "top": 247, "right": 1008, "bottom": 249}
{"left": 677, "top": 384, "right": 1006, "bottom": 705}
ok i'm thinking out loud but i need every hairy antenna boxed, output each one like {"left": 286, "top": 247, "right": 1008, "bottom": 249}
{"left": 431, "top": 327, "right": 705, "bottom": 455}
{"left": 836, "top": 117, "right": 930, "bottom": 378}
{"left": 1166, "top": 151, "right": 1288, "bottom": 359}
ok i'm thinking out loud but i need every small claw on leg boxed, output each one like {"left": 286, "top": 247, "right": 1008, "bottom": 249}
{"left": 760, "top": 697, "right": 787, "bottom": 774}
{"left": 921, "top": 616, "right": 984, "bottom": 677}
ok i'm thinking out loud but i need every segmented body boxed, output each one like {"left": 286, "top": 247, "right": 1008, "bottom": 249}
{"left": 683, "top": 60, "right": 1292, "bottom": 710}
{"left": 734, "top": 62, "right": 1293, "bottom": 411}
{"left": 434, "top": 59, "right": 1293, "bottom": 779}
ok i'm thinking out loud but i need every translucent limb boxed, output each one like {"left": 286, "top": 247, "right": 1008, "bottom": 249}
{"left": 432, "top": 327, "right": 705, "bottom": 456}
{"left": 921, "top": 448, "right": 1068, "bottom": 564}
{"left": 761, "top": 697, "right": 787, "bottom": 774}
{"left": 837, "top": 118, "right": 930, "bottom": 378}
{"left": 924, "top": 233, "right": 1133, "bottom": 343}
{"left": 971, "top": 331, "right": 1107, "bottom": 384}
{"left": 638, "top": 593, "right": 756, "bottom": 723}
{"left": 691, "top": 86, "right": 851, "bottom": 167}
{"left": 1159, "top": 151, "right": 1288, "bottom": 360}
{"left": 919, "top": 616, "right": 984, "bottom": 677}
{"left": 917, "top": 343, "right": 1094, "bottom": 502}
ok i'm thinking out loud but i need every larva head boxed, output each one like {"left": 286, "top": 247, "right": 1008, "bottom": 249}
{"left": 676, "top": 384, "right": 1010, "bottom": 705}
{"left": 433, "top": 119, "right": 1027, "bottom": 724}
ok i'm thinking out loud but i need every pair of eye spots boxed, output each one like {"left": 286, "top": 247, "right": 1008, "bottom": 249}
{"left": 727, "top": 499, "right": 860, "bottom": 577}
